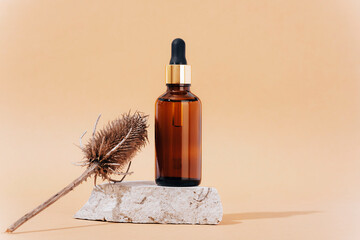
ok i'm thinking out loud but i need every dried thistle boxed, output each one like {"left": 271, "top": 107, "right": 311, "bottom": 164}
{"left": 6, "top": 112, "right": 148, "bottom": 233}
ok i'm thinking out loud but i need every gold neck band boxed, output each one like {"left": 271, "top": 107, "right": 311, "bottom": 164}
{"left": 165, "top": 65, "right": 191, "bottom": 84}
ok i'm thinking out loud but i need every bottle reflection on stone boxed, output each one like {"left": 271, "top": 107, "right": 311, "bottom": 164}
{"left": 155, "top": 38, "right": 202, "bottom": 187}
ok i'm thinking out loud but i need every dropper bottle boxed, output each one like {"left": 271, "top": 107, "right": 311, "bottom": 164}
{"left": 155, "top": 38, "right": 202, "bottom": 187}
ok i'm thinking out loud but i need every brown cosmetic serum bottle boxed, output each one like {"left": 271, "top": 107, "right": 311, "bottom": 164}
{"left": 155, "top": 38, "right": 202, "bottom": 187}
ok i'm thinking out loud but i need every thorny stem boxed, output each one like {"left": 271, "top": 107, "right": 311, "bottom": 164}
{"left": 5, "top": 163, "right": 99, "bottom": 233}
{"left": 6, "top": 114, "right": 143, "bottom": 233}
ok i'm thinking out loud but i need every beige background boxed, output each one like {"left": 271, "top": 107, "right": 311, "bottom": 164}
{"left": 1, "top": 0, "right": 359, "bottom": 239}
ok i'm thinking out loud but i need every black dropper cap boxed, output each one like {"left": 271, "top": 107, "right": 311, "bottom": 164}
{"left": 169, "top": 38, "right": 187, "bottom": 65}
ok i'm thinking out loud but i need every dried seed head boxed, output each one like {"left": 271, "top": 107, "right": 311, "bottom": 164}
{"left": 5, "top": 112, "right": 148, "bottom": 233}
{"left": 83, "top": 112, "right": 148, "bottom": 180}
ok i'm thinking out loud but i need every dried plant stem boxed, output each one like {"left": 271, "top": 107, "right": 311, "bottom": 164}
{"left": 6, "top": 163, "right": 99, "bottom": 233}
{"left": 5, "top": 112, "right": 148, "bottom": 233}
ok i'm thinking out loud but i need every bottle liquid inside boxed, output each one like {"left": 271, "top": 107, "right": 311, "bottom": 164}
{"left": 155, "top": 84, "right": 201, "bottom": 186}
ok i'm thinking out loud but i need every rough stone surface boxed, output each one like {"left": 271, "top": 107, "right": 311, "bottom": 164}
{"left": 74, "top": 181, "right": 223, "bottom": 225}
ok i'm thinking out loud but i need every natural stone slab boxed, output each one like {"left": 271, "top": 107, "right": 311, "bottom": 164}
{"left": 74, "top": 181, "right": 223, "bottom": 225}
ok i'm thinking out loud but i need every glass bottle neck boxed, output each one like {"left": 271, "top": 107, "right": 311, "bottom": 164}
{"left": 166, "top": 84, "right": 191, "bottom": 91}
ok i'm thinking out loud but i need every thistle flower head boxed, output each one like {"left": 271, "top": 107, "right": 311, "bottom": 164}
{"left": 82, "top": 112, "right": 148, "bottom": 180}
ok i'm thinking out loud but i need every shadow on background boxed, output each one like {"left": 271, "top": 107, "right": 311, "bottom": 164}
{"left": 10, "top": 221, "right": 111, "bottom": 234}
{"left": 221, "top": 211, "right": 319, "bottom": 225}
{"left": 7, "top": 211, "right": 319, "bottom": 233}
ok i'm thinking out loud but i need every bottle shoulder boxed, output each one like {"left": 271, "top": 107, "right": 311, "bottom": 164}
{"left": 157, "top": 90, "right": 201, "bottom": 103}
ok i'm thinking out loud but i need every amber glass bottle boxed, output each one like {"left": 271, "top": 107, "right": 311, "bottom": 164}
{"left": 155, "top": 39, "right": 201, "bottom": 187}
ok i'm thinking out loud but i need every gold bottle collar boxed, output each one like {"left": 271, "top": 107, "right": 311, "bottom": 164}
{"left": 165, "top": 65, "right": 191, "bottom": 84}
